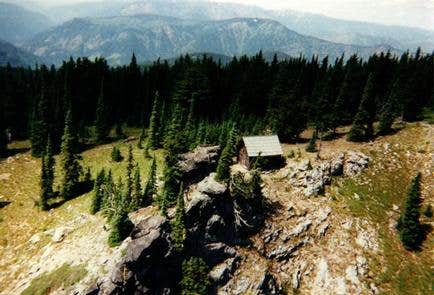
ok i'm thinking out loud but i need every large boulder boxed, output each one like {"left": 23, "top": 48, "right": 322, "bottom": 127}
{"left": 344, "top": 151, "right": 370, "bottom": 176}
{"left": 178, "top": 145, "right": 220, "bottom": 184}
{"left": 197, "top": 173, "right": 227, "bottom": 196}
{"left": 92, "top": 215, "right": 181, "bottom": 294}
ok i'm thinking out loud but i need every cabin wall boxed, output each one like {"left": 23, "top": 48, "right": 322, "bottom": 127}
{"left": 238, "top": 146, "right": 250, "bottom": 169}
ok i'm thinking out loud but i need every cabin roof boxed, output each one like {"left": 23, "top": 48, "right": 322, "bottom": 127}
{"left": 242, "top": 135, "right": 283, "bottom": 157}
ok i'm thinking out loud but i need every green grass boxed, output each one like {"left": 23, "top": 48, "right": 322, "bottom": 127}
{"left": 422, "top": 107, "right": 434, "bottom": 124}
{"left": 336, "top": 126, "right": 433, "bottom": 295}
{"left": 21, "top": 263, "right": 87, "bottom": 295}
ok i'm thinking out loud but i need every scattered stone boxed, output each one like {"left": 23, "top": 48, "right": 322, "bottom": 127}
{"left": 392, "top": 204, "right": 399, "bottom": 211}
{"left": 52, "top": 227, "right": 70, "bottom": 243}
{"left": 232, "top": 277, "right": 251, "bottom": 294}
{"left": 330, "top": 153, "right": 345, "bottom": 176}
{"left": 344, "top": 151, "right": 370, "bottom": 176}
{"left": 317, "top": 222, "right": 329, "bottom": 238}
{"left": 345, "top": 265, "right": 359, "bottom": 284}
{"left": 335, "top": 276, "right": 347, "bottom": 295}
{"left": 0, "top": 173, "right": 11, "bottom": 181}
{"left": 356, "top": 229, "right": 379, "bottom": 252}
{"left": 288, "top": 218, "right": 312, "bottom": 239}
{"left": 29, "top": 233, "right": 41, "bottom": 244}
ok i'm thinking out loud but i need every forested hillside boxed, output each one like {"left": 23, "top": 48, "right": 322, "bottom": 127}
{"left": 0, "top": 50, "right": 432, "bottom": 157}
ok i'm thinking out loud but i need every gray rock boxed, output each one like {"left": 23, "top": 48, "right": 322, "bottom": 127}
{"left": 205, "top": 214, "right": 227, "bottom": 241}
{"left": 197, "top": 173, "right": 227, "bottom": 195}
{"left": 288, "top": 218, "right": 312, "bottom": 238}
{"left": 344, "top": 151, "right": 370, "bottom": 176}
{"left": 256, "top": 272, "right": 280, "bottom": 295}
{"left": 200, "top": 242, "right": 237, "bottom": 265}
{"left": 209, "top": 256, "right": 241, "bottom": 287}
{"left": 178, "top": 145, "right": 220, "bottom": 184}
{"left": 232, "top": 277, "right": 251, "bottom": 294}
{"left": 52, "top": 227, "right": 70, "bottom": 243}
{"left": 330, "top": 153, "right": 345, "bottom": 176}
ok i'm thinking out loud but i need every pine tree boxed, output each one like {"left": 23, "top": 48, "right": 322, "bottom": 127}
{"left": 347, "top": 73, "right": 376, "bottom": 142}
{"left": 145, "top": 94, "right": 159, "bottom": 151}
{"left": 162, "top": 153, "right": 181, "bottom": 207}
{"left": 305, "top": 130, "right": 318, "bottom": 152}
{"left": 111, "top": 146, "right": 123, "bottom": 162}
{"left": 180, "top": 257, "right": 210, "bottom": 295}
{"left": 95, "top": 79, "right": 110, "bottom": 142}
{"left": 250, "top": 169, "right": 264, "bottom": 210}
{"left": 90, "top": 169, "right": 106, "bottom": 214}
{"left": 378, "top": 78, "right": 402, "bottom": 135}
{"left": 397, "top": 173, "right": 424, "bottom": 250}
{"left": 31, "top": 85, "right": 50, "bottom": 157}
{"left": 130, "top": 166, "right": 142, "bottom": 211}
{"left": 39, "top": 137, "right": 55, "bottom": 210}
{"left": 215, "top": 125, "right": 238, "bottom": 182}
{"left": 0, "top": 111, "right": 7, "bottom": 157}
{"left": 164, "top": 103, "right": 184, "bottom": 153}
{"left": 143, "top": 156, "right": 157, "bottom": 206}
{"left": 60, "top": 108, "right": 82, "bottom": 200}
{"left": 107, "top": 209, "right": 133, "bottom": 247}
{"left": 124, "top": 145, "right": 134, "bottom": 208}
{"left": 171, "top": 183, "right": 186, "bottom": 251}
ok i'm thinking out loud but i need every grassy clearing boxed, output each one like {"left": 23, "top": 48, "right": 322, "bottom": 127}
{"left": 21, "top": 263, "right": 87, "bottom": 295}
{"left": 336, "top": 124, "right": 433, "bottom": 295}
{"left": 0, "top": 130, "right": 165, "bottom": 291}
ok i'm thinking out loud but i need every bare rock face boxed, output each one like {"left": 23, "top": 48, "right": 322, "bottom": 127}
{"left": 256, "top": 272, "right": 281, "bottom": 295}
{"left": 209, "top": 256, "right": 241, "bottom": 288}
{"left": 330, "top": 153, "right": 345, "bottom": 176}
{"left": 344, "top": 151, "right": 370, "bottom": 176}
{"left": 178, "top": 145, "right": 220, "bottom": 184}
{"left": 197, "top": 173, "right": 227, "bottom": 196}
{"left": 90, "top": 215, "right": 180, "bottom": 294}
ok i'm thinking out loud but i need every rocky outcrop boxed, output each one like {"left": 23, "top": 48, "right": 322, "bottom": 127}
{"left": 287, "top": 151, "right": 370, "bottom": 197}
{"left": 88, "top": 215, "right": 180, "bottom": 294}
{"left": 178, "top": 145, "right": 220, "bottom": 185}
{"left": 209, "top": 256, "right": 241, "bottom": 288}
{"left": 256, "top": 272, "right": 281, "bottom": 295}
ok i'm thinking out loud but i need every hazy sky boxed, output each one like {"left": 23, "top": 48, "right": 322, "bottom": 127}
{"left": 24, "top": 0, "right": 434, "bottom": 29}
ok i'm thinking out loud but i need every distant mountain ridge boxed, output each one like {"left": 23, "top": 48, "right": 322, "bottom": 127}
{"left": 0, "top": 39, "right": 42, "bottom": 67}
{"left": 0, "top": 2, "right": 53, "bottom": 45}
{"left": 24, "top": 14, "right": 397, "bottom": 66}
{"left": 47, "top": 0, "right": 434, "bottom": 51}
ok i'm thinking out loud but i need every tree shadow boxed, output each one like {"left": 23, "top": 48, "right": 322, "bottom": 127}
{"left": 321, "top": 131, "right": 346, "bottom": 141}
{"left": 0, "top": 147, "right": 31, "bottom": 160}
{"left": 48, "top": 180, "right": 94, "bottom": 209}
{"left": 0, "top": 200, "right": 11, "bottom": 208}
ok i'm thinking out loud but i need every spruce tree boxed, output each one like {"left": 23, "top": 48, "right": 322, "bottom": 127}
{"left": 305, "top": 130, "right": 318, "bottom": 152}
{"left": 111, "top": 146, "right": 123, "bottom": 162}
{"left": 39, "top": 137, "right": 55, "bottom": 210}
{"left": 397, "top": 173, "right": 424, "bottom": 250}
{"left": 0, "top": 112, "right": 7, "bottom": 157}
{"left": 60, "top": 108, "right": 82, "bottom": 200}
{"left": 124, "top": 145, "right": 134, "bottom": 208}
{"left": 143, "top": 157, "right": 157, "bottom": 206}
{"left": 145, "top": 94, "right": 159, "bottom": 151}
{"left": 95, "top": 80, "right": 110, "bottom": 142}
{"left": 171, "top": 183, "right": 186, "bottom": 251}
{"left": 180, "top": 257, "right": 210, "bottom": 295}
{"left": 162, "top": 153, "right": 181, "bottom": 207}
{"left": 31, "top": 85, "right": 50, "bottom": 157}
{"left": 90, "top": 169, "right": 106, "bottom": 214}
{"left": 130, "top": 166, "right": 142, "bottom": 211}
{"left": 107, "top": 209, "right": 133, "bottom": 247}
{"left": 347, "top": 73, "right": 376, "bottom": 142}
{"left": 164, "top": 103, "right": 184, "bottom": 153}
{"left": 215, "top": 125, "right": 238, "bottom": 182}
{"left": 378, "top": 78, "right": 402, "bottom": 135}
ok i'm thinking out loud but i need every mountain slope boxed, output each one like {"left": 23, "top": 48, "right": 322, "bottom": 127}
{"left": 0, "top": 39, "right": 42, "bottom": 67}
{"left": 0, "top": 2, "right": 53, "bottom": 45}
{"left": 24, "top": 15, "right": 396, "bottom": 65}
{"left": 48, "top": 0, "right": 434, "bottom": 51}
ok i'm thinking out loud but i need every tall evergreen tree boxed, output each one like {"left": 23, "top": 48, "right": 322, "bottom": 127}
{"left": 60, "top": 108, "right": 82, "bottom": 200}
{"left": 31, "top": 85, "right": 50, "bottom": 157}
{"left": 215, "top": 125, "right": 238, "bottom": 182}
{"left": 124, "top": 145, "right": 134, "bottom": 207}
{"left": 90, "top": 169, "right": 106, "bottom": 214}
{"left": 145, "top": 94, "right": 159, "bottom": 151}
{"left": 180, "top": 257, "right": 210, "bottom": 295}
{"left": 95, "top": 79, "right": 110, "bottom": 142}
{"left": 397, "top": 173, "right": 424, "bottom": 250}
{"left": 39, "top": 137, "right": 55, "bottom": 210}
{"left": 164, "top": 103, "right": 184, "bottom": 153}
{"left": 130, "top": 166, "right": 142, "bottom": 211}
{"left": 378, "top": 78, "right": 402, "bottom": 135}
{"left": 347, "top": 73, "right": 376, "bottom": 142}
{"left": 143, "top": 156, "right": 157, "bottom": 206}
{"left": 171, "top": 183, "right": 186, "bottom": 251}
{"left": 0, "top": 111, "right": 7, "bottom": 157}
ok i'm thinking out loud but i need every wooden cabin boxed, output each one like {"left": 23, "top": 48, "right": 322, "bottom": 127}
{"left": 238, "top": 135, "right": 283, "bottom": 169}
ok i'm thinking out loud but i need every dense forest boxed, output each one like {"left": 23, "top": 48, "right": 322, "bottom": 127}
{"left": 0, "top": 49, "right": 433, "bottom": 158}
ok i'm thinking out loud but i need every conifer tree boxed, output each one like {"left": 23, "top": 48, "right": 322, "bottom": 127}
{"left": 130, "top": 166, "right": 142, "bottom": 211}
{"left": 95, "top": 80, "right": 110, "bottom": 142}
{"left": 111, "top": 146, "right": 123, "bottom": 162}
{"left": 216, "top": 125, "right": 238, "bottom": 182}
{"left": 162, "top": 153, "right": 181, "bottom": 207}
{"left": 397, "top": 173, "right": 424, "bottom": 250}
{"left": 0, "top": 112, "right": 7, "bottom": 157}
{"left": 305, "top": 130, "right": 318, "bottom": 152}
{"left": 145, "top": 94, "right": 159, "bottom": 151}
{"left": 90, "top": 169, "right": 106, "bottom": 214}
{"left": 107, "top": 209, "right": 133, "bottom": 247}
{"left": 378, "top": 78, "right": 402, "bottom": 135}
{"left": 164, "top": 103, "right": 184, "bottom": 153}
{"left": 180, "top": 257, "right": 210, "bottom": 295}
{"left": 60, "top": 108, "right": 82, "bottom": 200}
{"left": 347, "top": 74, "right": 376, "bottom": 142}
{"left": 39, "top": 137, "right": 55, "bottom": 210}
{"left": 143, "top": 157, "right": 157, "bottom": 206}
{"left": 31, "top": 85, "right": 50, "bottom": 157}
{"left": 124, "top": 145, "right": 134, "bottom": 207}
{"left": 171, "top": 183, "right": 186, "bottom": 251}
